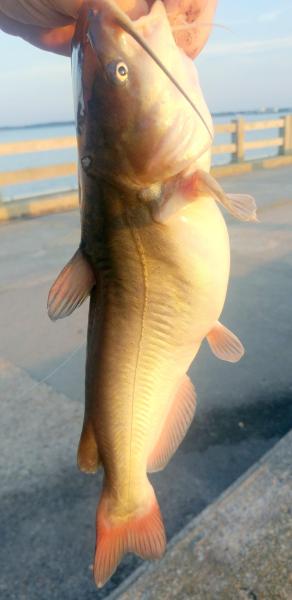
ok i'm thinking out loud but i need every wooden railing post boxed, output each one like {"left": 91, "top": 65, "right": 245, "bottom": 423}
{"left": 281, "top": 114, "right": 292, "bottom": 154}
{"left": 232, "top": 118, "right": 245, "bottom": 163}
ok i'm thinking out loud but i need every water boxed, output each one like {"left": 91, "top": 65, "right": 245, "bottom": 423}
{"left": 0, "top": 123, "right": 77, "bottom": 203}
{"left": 0, "top": 110, "right": 291, "bottom": 202}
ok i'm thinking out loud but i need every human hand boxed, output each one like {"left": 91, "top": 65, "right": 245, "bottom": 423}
{"left": 165, "top": 0, "right": 218, "bottom": 58}
{"left": 0, "top": 0, "right": 81, "bottom": 55}
{"left": 0, "top": 0, "right": 217, "bottom": 57}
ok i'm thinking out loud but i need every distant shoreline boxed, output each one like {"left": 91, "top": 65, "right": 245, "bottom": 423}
{"left": 1, "top": 107, "right": 291, "bottom": 131}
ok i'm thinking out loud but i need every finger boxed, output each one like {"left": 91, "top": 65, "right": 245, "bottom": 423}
{"left": 164, "top": 0, "right": 218, "bottom": 58}
{"left": 0, "top": 0, "right": 82, "bottom": 28}
{"left": 193, "top": 0, "right": 217, "bottom": 57}
{"left": 0, "top": 10, "right": 75, "bottom": 55}
{"left": 37, "top": 23, "right": 76, "bottom": 55}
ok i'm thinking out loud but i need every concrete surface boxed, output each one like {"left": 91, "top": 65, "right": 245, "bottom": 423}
{"left": 1, "top": 166, "right": 292, "bottom": 598}
{"left": 109, "top": 429, "right": 292, "bottom": 600}
{"left": 0, "top": 191, "right": 78, "bottom": 222}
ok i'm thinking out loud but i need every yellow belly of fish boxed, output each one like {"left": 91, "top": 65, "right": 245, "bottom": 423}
{"left": 88, "top": 194, "right": 229, "bottom": 518}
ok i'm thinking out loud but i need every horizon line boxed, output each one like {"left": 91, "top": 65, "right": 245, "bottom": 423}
{"left": 0, "top": 107, "right": 291, "bottom": 132}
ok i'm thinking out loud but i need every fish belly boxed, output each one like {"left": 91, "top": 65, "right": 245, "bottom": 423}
{"left": 86, "top": 194, "right": 229, "bottom": 517}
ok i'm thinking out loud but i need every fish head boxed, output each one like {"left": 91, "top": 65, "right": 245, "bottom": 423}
{"left": 73, "top": 0, "right": 213, "bottom": 189}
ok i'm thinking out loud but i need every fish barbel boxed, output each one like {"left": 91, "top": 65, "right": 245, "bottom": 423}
{"left": 48, "top": 0, "right": 257, "bottom": 586}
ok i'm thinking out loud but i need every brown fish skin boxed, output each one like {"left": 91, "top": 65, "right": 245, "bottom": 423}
{"left": 47, "top": 0, "right": 245, "bottom": 587}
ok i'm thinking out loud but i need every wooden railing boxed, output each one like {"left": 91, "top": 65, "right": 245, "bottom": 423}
{"left": 0, "top": 116, "right": 292, "bottom": 194}
{"left": 212, "top": 115, "right": 292, "bottom": 162}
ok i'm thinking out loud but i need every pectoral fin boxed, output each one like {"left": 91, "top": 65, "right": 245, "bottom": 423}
{"left": 152, "top": 169, "right": 257, "bottom": 224}
{"left": 148, "top": 375, "right": 196, "bottom": 473}
{"left": 207, "top": 321, "right": 244, "bottom": 363}
{"left": 47, "top": 248, "right": 95, "bottom": 321}
{"left": 195, "top": 170, "right": 258, "bottom": 222}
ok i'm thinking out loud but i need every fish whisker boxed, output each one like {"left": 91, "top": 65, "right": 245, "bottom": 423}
{"left": 15, "top": 342, "right": 85, "bottom": 401}
{"left": 88, "top": 0, "right": 213, "bottom": 141}
{"left": 171, "top": 21, "right": 231, "bottom": 33}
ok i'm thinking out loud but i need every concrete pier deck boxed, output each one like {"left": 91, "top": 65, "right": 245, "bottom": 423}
{"left": 109, "top": 430, "right": 292, "bottom": 600}
{"left": 1, "top": 166, "right": 292, "bottom": 599}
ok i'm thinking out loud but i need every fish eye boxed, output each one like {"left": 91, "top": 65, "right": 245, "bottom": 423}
{"left": 106, "top": 60, "right": 129, "bottom": 86}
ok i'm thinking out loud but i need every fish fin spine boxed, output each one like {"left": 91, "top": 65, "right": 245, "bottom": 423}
{"left": 148, "top": 374, "right": 196, "bottom": 473}
{"left": 225, "top": 193, "right": 258, "bottom": 222}
{"left": 207, "top": 320, "right": 244, "bottom": 363}
{"left": 47, "top": 247, "right": 95, "bottom": 321}
{"left": 186, "top": 169, "right": 258, "bottom": 222}
{"left": 77, "top": 418, "right": 101, "bottom": 474}
{"left": 94, "top": 484, "right": 166, "bottom": 588}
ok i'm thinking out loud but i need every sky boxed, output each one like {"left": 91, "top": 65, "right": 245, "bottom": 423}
{"left": 0, "top": 0, "right": 291, "bottom": 126}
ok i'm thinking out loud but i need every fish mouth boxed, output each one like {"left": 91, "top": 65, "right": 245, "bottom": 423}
{"left": 86, "top": 0, "right": 213, "bottom": 143}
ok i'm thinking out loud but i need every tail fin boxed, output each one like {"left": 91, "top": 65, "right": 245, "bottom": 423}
{"left": 94, "top": 485, "right": 166, "bottom": 588}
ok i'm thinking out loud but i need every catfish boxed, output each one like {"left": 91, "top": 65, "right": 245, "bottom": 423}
{"left": 48, "top": 0, "right": 256, "bottom": 586}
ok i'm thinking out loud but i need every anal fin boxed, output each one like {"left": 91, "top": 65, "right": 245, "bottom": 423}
{"left": 77, "top": 418, "right": 101, "bottom": 474}
{"left": 207, "top": 320, "right": 244, "bottom": 363}
{"left": 148, "top": 375, "right": 196, "bottom": 473}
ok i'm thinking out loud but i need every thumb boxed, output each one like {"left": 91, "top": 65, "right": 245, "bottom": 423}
{"left": 0, "top": 0, "right": 82, "bottom": 28}
{"left": 0, "top": 9, "right": 76, "bottom": 55}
